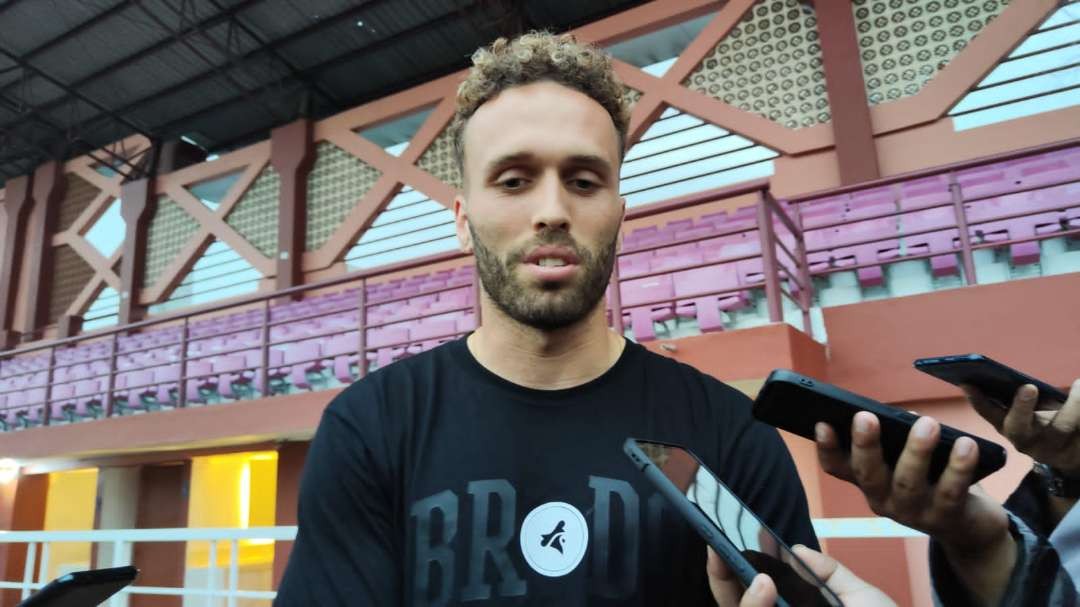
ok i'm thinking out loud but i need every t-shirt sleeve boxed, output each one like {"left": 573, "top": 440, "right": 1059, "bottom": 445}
{"left": 274, "top": 388, "right": 401, "bottom": 605}
{"left": 711, "top": 381, "right": 821, "bottom": 552}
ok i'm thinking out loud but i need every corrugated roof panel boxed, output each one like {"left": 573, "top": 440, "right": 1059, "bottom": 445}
{"left": 239, "top": 0, "right": 353, "bottom": 41}
{"left": 3, "top": 75, "right": 68, "bottom": 108}
{"left": 43, "top": 99, "right": 103, "bottom": 130}
{"left": 79, "top": 44, "right": 221, "bottom": 108}
{"left": 0, "top": 1, "right": 121, "bottom": 55}
{"left": 30, "top": 7, "right": 169, "bottom": 83}
{"left": 130, "top": 73, "right": 263, "bottom": 129}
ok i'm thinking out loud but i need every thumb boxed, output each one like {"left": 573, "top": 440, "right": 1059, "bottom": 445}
{"left": 707, "top": 547, "right": 743, "bottom": 606}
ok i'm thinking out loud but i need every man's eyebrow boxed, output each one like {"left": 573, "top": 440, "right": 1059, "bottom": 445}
{"left": 563, "top": 154, "right": 614, "bottom": 176}
{"left": 483, "top": 152, "right": 537, "bottom": 176}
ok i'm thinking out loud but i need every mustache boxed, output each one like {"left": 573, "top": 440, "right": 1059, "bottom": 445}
{"left": 507, "top": 231, "right": 588, "bottom": 264}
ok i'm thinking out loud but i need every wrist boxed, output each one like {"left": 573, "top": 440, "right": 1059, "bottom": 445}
{"left": 1034, "top": 462, "right": 1080, "bottom": 498}
{"left": 940, "top": 523, "right": 1014, "bottom": 564}
{"left": 941, "top": 528, "right": 1017, "bottom": 607}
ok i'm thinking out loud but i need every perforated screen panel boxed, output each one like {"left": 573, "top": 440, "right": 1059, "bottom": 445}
{"left": 226, "top": 166, "right": 280, "bottom": 258}
{"left": 306, "top": 141, "right": 383, "bottom": 252}
{"left": 683, "top": 0, "right": 830, "bottom": 128}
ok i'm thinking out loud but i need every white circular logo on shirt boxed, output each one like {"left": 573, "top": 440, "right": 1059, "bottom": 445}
{"left": 519, "top": 501, "right": 589, "bottom": 577}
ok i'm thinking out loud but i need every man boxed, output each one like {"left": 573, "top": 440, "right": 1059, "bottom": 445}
{"left": 276, "top": 32, "right": 817, "bottom": 606}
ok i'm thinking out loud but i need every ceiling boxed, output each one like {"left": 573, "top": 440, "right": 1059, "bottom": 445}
{"left": 0, "top": 0, "right": 650, "bottom": 186}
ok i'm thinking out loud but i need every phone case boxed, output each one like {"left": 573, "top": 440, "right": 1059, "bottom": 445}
{"left": 914, "top": 354, "right": 1069, "bottom": 408}
{"left": 19, "top": 566, "right": 138, "bottom": 607}
{"left": 753, "top": 369, "right": 1007, "bottom": 484}
{"left": 623, "top": 438, "right": 793, "bottom": 607}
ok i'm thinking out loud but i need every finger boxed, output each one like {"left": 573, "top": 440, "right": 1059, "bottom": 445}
{"left": 707, "top": 547, "right": 744, "bottom": 607}
{"left": 815, "top": 422, "right": 855, "bottom": 483}
{"left": 960, "top": 384, "right": 1006, "bottom": 430}
{"left": 1048, "top": 378, "right": 1080, "bottom": 436}
{"left": 792, "top": 545, "right": 893, "bottom": 603}
{"left": 1002, "top": 384, "right": 1039, "bottom": 448}
{"left": 849, "top": 412, "right": 892, "bottom": 504}
{"left": 739, "top": 575, "right": 777, "bottom": 607}
{"left": 929, "top": 437, "right": 979, "bottom": 524}
{"left": 890, "top": 417, "right": 940, "bottom": 513}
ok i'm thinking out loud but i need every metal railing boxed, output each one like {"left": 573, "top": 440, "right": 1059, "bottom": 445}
{"left": 0, "top": 180, "right": 804, "bottom": 428}
{"left": 0, "top": 526, "right": 295, "bottom": 606}
{"left": 787, "top": 136, "right": 1080, "bottom": 287}
{"left": 0, "top": 519, "right": 921, "bottom": 604}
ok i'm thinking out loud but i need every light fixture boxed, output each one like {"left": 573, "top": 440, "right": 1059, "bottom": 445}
{"left": 356, "top": 19, "right": 364, "bottom": 27}
{"left": 0, "top": 459, "right": 19, "bottom": 484}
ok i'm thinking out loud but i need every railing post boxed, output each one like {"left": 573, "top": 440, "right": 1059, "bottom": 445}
{"left": 109, "top": 539, "right": 128, "bottom": 607}
{"left": 792, "top": 199, "right": 815, "bottom": 339}
{"left": 21, "top": 541, "right": 37, "bottom": 600}
{"left": 104, "top": 332, "right": 119, "bottom": 417}
{"left": 178, "top": 317, "right": 190, "bottom": 408}
{"left": 609, "top": 257, "right": 624, "bottom": 336}
{"left": 356, "top": 280, "right": 367, "bottom": 379}
{"left": 227, "top": 539, "right": 239, "bottom": 607}
{"left": 260, "top": 300, "right": 271, "bottom": 397}
{"left": 472, "top": 269, "right": 482, "bottom": 327}
{"left": 757, "top": 192, "right": 783, "bottom": 323}
{"left": 37, "top": 541, "right": 49, "bottom": 584}
{"left": 207, "top": 539, "right": 218, "bottom": 607}
{"left": 948, "top": 172, "right": 979, "bottom": 285}
{"left": 43, "top": 346, "right": 56, "bottom": 425}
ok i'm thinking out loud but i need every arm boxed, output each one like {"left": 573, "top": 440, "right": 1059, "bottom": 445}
{"left": 930, "top": 508, "right": 1078, "bottom": 607}
{"left": 275, "top": 400, "right": 401, "bottom": 605}
{"left": 815, "top": 414, "right": 1015, "bottom": 606}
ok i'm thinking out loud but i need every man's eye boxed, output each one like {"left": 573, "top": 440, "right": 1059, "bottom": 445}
{"left": 500, "top": 177, "right": 527, "bottom": 190}
{"left": 570, "top": 178, "right": 598, "bottom": 191}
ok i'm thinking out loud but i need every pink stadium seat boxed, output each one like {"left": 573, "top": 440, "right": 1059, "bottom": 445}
{"left": 620, "top": 275, "right": 676, "bottom": 341}
{"left": 805, "top": 217, "right": 899, "bottom": 287}
{"left": 649, "top": 252, "right": 704, "bottom": 273}
{"left": 120, "top": 370, "right": 157, "bottom": 410}
{"left": 900, "top": 207, "right": 962, "bottom": 277}
{"left": 324, "top": 332, "right": 361, "bottom": 384}
{"left": 284, "top": 341, "right": 325, "bottom": 390}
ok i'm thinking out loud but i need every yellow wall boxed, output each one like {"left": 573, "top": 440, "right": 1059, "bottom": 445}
{"left": 43, "top": 468, "right": 98, "bottom": 581}
{"left": 186, "top": 451, "right": 278, "bottom": 569}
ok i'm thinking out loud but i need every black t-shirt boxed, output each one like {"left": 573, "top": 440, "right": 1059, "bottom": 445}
{"left": 276, "top": 337, "right": 817, "bottom": 606}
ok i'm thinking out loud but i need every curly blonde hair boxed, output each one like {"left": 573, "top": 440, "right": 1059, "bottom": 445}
{"left": 449, "top": 31, "right": 631, "bottom": 180}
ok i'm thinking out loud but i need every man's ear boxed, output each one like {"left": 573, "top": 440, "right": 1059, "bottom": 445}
{"left": 454, "top": 194, "right": 473, "bottom": 253}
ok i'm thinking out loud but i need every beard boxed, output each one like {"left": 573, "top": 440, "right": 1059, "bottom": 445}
{"left": 469, "top": 224, "right": 619, "bottom": 331}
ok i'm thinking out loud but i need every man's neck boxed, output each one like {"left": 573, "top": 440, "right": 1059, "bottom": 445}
{"left": 466, "top": 297, "right": 626, "bottom": 391}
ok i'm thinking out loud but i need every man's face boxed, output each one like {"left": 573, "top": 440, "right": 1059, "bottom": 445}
{"left": 454, "top": 80, "right": 625, "bottom": 331}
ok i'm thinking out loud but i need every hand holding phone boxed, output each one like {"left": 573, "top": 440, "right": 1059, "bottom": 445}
{"left": 624, "top": 438, "right": 843, "bottom": 607}
{"left": 967, "top": 378, "right": 1080, "bottom": 481}
{"left": 914, "top": 354, "right": 1068, "bottom": 410}
{"left": 708, "top": 545, "right": 897, "bottom": 607}
{"left": 752, "top": 369, "right": 1006, "bottom": 483}
{"left": 915, "top": 355, "right": 1080, "bottom": 480}
{"left": 814, "top": 413, "right": 1017, "bottom": 606}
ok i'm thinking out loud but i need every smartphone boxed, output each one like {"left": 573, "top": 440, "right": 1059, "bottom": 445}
{"left": 753, "top": 369, "right": 1007, "bottom": 483}
{"left": 624, "top": 438, "right": 843, "bottom": 607}
{"left": 914, "top": 354, "right": 1068, "bottom": 411}
{"left": 19, "top": 566, "right": 138, "bottom": 607}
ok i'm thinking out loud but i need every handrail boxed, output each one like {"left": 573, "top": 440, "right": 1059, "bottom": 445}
{"left": 787, "top": 136, "right": 1080, "bottom": 202}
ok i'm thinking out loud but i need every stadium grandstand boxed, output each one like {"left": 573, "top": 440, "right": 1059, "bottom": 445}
{"left": 0, "top": 0, "right": 1078, "bottom": 604}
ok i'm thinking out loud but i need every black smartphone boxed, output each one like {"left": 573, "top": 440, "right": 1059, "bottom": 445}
{"left": 624, "top": 438, "right": 843, "bottom": 607}
{"left": 753, "top": 369, "right": 1007, "bottom": 483}
{"left": 18, "top": 566, "right": 138, "bottom": 607}
{"left": 914, "top": 354, "right": 1069, "bottom": 411}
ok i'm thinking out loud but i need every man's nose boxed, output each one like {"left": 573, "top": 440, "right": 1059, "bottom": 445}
{"left": 532, "top": 174, "right": 571, "bottom": 232}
